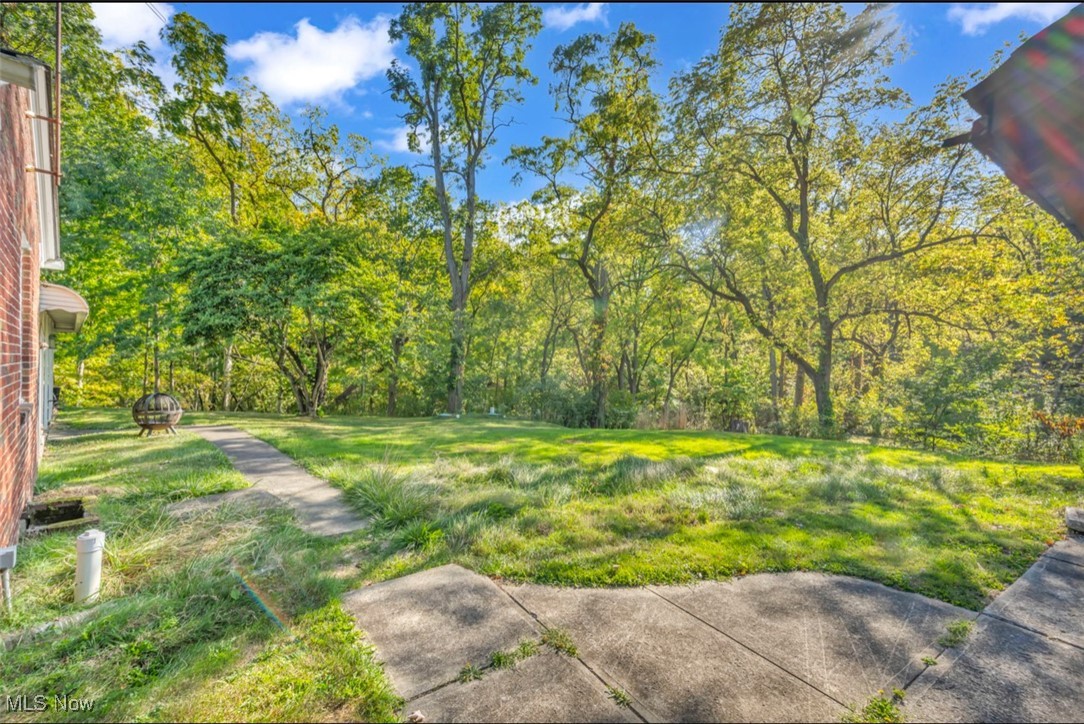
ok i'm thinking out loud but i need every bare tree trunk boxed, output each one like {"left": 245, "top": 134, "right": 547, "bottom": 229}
{"left": 310, "top": 354, "right": 330, "bottom": 419}
{"left": 769, "top": 347, "right": 780, "bottom": 423}
{"left": 778, "top": 354, "right": 787, "bottom": 410}
{"left": 222, "top": 343, "right": 234, "bottom": 412}
{"left": 814, "top": 329, "right": 834, "bottom": 433}
{"left": 588, "top": 293, "right": 610, "bottom": 428}
{"left": 811, "top": 369, "right": 832, "bottom": 432}
{"left": 229, "top": 180, "right": 239, "bottom": 224}
{"left": 448, "top": 308, "right": 466, "bottom": 414}
{"left": 388, "top": 334, "right": 405, "bottom": 416}
{"left": 663, "top": 361, "right": 678, "bottom": 428}
{"left": 387, "top": 374, "right": 399, "bottom": 416}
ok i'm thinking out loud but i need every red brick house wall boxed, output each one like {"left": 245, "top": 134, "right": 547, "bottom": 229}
{"left": 0, "top": 79, "right": 42, "bottom": 548}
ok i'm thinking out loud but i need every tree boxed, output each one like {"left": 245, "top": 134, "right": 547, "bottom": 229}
{"left": 670, "top": 3, "right": 993, "bottom": 433}
{"left": 512, "top": 23, "right": 661, "bottom": 427}
{"left": 160, "top": 12, "right": 244, "bottom": 224}
{"left": 269, "top": 106, "right": 381, "bottom": 224}
{"left": 388, "top": 2, "right": 542, "bottom": 414}
{"left": 179, "top": 225, "right": 379, "bottom": 417}
{"left": 364, "top": 166, "right": 445, "bottom": 415}
{"left": 22, "top": 4, "right": 219, "bottom": 404}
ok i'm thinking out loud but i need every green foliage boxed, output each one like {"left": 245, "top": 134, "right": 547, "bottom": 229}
{"left": 844, "top": 692, "right": 905, "bottom": 723}
{"left": 938, "top": 619, "right": 975, "bottom": 648}
{"left": 608, "top": 687, "right": 634, "bottom": 708}
{"left": 159, "top": 12, "right": 245, "bottom": 223}
{"left": 388, "top": 2, "right": 543, "bottom": 414}
{"left": 541, "top": 627, "right": 578, "bottom": 657}
{"left": 457, "top": 663, "right": 484, "bottom": 683}
{"left": 177, "top": 223, "right": 383, "bottom": 416}
{"left": 897, "top": 344, "right": 1008, "bottom": 451}
{"left": 489, "top": 649, "right": 517, "bottom": 669}
{"left": 6, "top": 0, "right": 1082, "bottom": 463}
{"left": 516, "top": 639, "right": 540, "bottom": 659}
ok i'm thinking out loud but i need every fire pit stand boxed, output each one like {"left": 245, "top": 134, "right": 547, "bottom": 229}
{"left": 132, "top": 392, "right": 184, "bottom": 436}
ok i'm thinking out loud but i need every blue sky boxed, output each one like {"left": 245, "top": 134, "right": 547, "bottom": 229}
{"left": 89, "top": 2, "right": 1080, "bottom": 202}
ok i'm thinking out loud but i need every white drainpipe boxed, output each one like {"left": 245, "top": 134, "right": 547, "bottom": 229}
{"left": 1, "top": 569, "right": 11, "bottom": 614}
{"left": 0, "top": 546, "right": 15, "bottom": 614}
{"left": 74, "top": 530, "right": 105, "bottom": 604}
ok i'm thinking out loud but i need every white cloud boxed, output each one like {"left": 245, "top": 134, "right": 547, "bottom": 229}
{"left": 375, "top": 126, "right": 427, "bottom": 155}
{"left": 543, "top": 3, "right": 608, "bottom": 31}
{"left": 947, "top": 3, "right": 1077, "bottom": 35}
{"left": 228, "top": 16, "right": 395, "bottom": 106}
{"left": 91, "top": 2, "right": 173, "bottom": 49}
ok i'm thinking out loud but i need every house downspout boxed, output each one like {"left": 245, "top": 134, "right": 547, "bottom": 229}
{"left": 54, "top": 2, "right": 61, "bottom": 189}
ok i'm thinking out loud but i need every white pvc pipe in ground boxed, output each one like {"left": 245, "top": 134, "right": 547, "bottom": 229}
{"left": 1, "top": 569, "right": 10, "bottom": 614}
{"left": 74, "top": 529, "right": 105, "bottom": 604}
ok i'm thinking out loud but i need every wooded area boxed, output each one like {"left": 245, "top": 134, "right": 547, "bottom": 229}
{"left": 4, "top": 3, "right": 1083, "bottom": 461}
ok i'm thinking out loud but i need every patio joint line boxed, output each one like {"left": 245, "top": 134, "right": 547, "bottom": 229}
{"left": 646, "top": 586, "right": 850, "bottom": 710}
{"left": 1043, "top": 552, "right": 1084, "bottom": 570}
{"left": 403, "top": 663, "right": 501, "bottom": 704}
{"left": 495, "top": 582, "right": 651, "bottom": 724}
{"left": 898, "top": 609, "right": 982, "bottom": 693}
{"left": 978, "top": 611, "right": 1084, "bottom": 653}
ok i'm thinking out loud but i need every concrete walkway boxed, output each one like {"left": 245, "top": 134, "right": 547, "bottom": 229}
{"left": 182, "top": 425, "right": 367, "bottom": 537}
{"left": 344, "top": 535, "right": 1084, "bottom": 723}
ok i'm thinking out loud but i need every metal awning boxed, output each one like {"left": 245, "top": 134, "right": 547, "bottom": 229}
{"left": 954, "top": 4, "right": 1084, "bottom": 240}
{"left": 39, "top": 282, "right": 88, "bottom": 333}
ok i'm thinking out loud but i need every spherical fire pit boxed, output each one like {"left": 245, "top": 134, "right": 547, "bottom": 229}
{"left": 132, "top": 392, "right": 184, "bottom": 436}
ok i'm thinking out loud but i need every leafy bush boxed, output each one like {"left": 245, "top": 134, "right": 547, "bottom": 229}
{"left": 896, "top": 343, "right": 1007, "bottom": 451}
{"left": 605, "top": 389, "right": 638, "bottom": 429}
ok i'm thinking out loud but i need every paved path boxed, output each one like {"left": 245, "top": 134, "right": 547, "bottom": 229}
{"left": 185, "top": 425, "right": 367, "bottom": 537}
{"left": 905, "top": 536, "right": 1084, "bottom": 722}
{"left": 344, "top": 535, "right": 1084, "bottom": 723}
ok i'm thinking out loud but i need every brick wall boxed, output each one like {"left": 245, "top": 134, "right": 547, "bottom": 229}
{"left": 0, "top": 81, "right": 42, "bottom": 548}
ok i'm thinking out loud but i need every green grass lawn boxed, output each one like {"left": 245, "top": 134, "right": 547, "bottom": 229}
{"left": 62, "top": 408, "right": 1082, "bottom": 610}
{"left": 2, "top": 427, "right": 400, "bottom": 723}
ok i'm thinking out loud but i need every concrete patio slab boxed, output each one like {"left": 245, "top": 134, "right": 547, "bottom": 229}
{"left": 1067, "top": 508, "right": 1084, "bottom": 534}
{"left": 408, "top": 649, "right": 640, "bottom": 723}
{"left": 190, "top": 425, "right": 367, "bottom": 536}
{"left": 1044, "top": 534, "right": 1084, "bottom": 568}
{"left": 905, "top": 614, "right": 1084, "bottom": 723}
{"left": 984, "top": 555, "right": 1084, "bottom": 648}
{"left": 342, "top": 565, "right": 540, "bottom": 700}
{"left": 651, "top": 572, "right": 974, "bottom": 707}
{"left": 503, "top": 584, "right": 845, "bottom": 723}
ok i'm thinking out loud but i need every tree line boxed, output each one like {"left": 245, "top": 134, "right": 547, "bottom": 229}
{"left": 4, "top": 2, "right": 1083, "bottom": 460}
